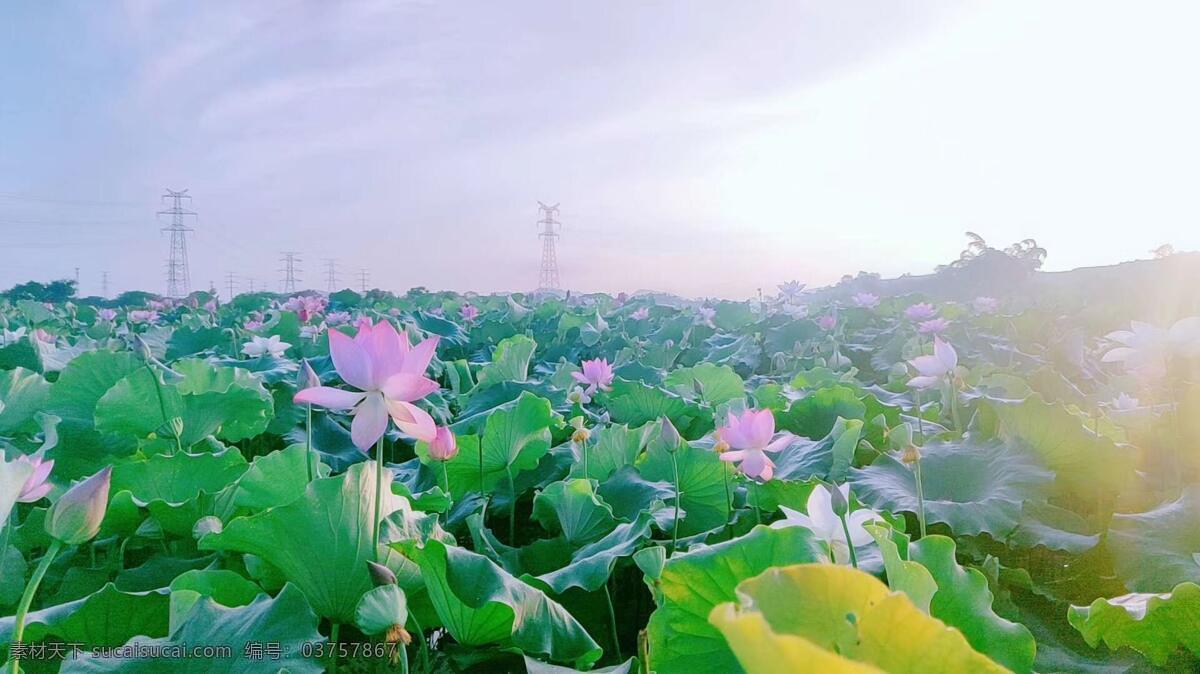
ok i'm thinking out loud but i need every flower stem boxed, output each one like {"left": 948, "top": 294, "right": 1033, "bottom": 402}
{"left": 668, "top": 450, "right": 681, "bottom": 557}
{"left": 947, "top": 375, "right": 963, "bottom": 434}
{"left": 603, "top": 579, "right": 623, "bottom": 662}
{"left": 506, "top": 467, "right": 517, "bottom": 545}
{"left": 305, "top": 403, "right": 315, "bottom": 482}
{"left": 721, "top": 464, "right": 733, "bottom": 540}
{"left": 837, "top": 513, "right": 859, "bottom": 569}
{"left": 914, "top": 389, "right": 925, "bottom": 441}
{"left": 441, "top": 461, "right": 451, "bottom": 508}
{"left": 329, "top": 622, "right": 341, "bottom": 674}
{"left": 373, "top": 438, "right": 385, "bottom": 557}
{"left": 408, "top": 612, "right": 429, "bottom": 672}
{"left": 914, "top": 457, "right": 927, "bottom": 539}
{"left": 10, "top": 539, "right": 62, "bottom": 674}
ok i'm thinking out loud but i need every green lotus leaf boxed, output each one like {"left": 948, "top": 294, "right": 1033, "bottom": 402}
{"left": 777, "top": 385, "right": 867, "bottom": 439}
{"left": 94, "top": 366, "right": 185, "bottom": 438}
{"left": 532, "top": 479, "right": 619, "bottom": 546}
{"left": 232, "top": 444, "right": 328, "bottom": 511}
{"left": 476, "top": 334, "right": 537, "bottom": 389}
{"left": 644, "top": 525, "right": 828, "bottom": 674}
{"left": 454, "top": 392, "right": 555, "bottom": 493}
{"left": 1009, "top": 501, "right": 1100, "bottom": 554}
{"left": 603, "top": 378, "right": 711, "bottom": 439}
{"left": 168, "top": 569, "right": 263, "bottom": 632}
{"left": 525, "top": 512, "right": 656, "bottom": 594}
{"left": 60, "top": 584, "right": 323, "bottom": 673}
{"left": 110, "top": 447, "right": 248, "bottom": 536}
{"left": 397, "top": 538, "right": 602, "bottom": 668}
{"left": 0, "top": 583, "right": 169, "bottom": 649}
{"left": 910, "top": 535, "right": 1037, "bottom": 673}
{"left": 596, "top": 466, "right": 673, "bottom": 521}
{"left": 709, "top": 564, "right": 1007, "bottom": 673}
{"left": 850, "top": 438, "right": 1053, "bottom": 538}
{"left": 864, "top": 524, "right": 938, "bottom": 613}
{"left": 1068, "top": 582, "right": 1200, "bottom": 666}
{"left": 568, "top": 423, "right": 649, "bottom": 482}
{"left": 172, "top": 358, "right": 275, "bottom": 441}
{"left": 991, "top": 396, "right": 1133, "bottom": 495}
{"left": 773, "top": 417, "right": 862, "bottom": 483}
{"left": 636, "top": 433, "right": 729, "bottom": 536}
{"left": 1108, "top": 486, "right": 1200, "bottom": 592}
{"left": 43, "top": 350, "right": 141, "bottom": 477}
{"left": 0, "top": 543, "right": 27, "bottom": 607}
{"left": 664, "top": 362, "right": 745, "bottom": 405}
{"left": 0, "top": 367, "right": 50, "bottom": 434}
{"left": 199, "top": 461, "right": 423, "bottom": 622}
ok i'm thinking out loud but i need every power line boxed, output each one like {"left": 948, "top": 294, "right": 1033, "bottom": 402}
{"left": 225, "top": 272, "right": 238, "bottom": 301}
{"left": 157, "top": 189, "right": 197, "bottom": 299}
{"left": 0, "top": 191, "right": 142, "bottom": 207}
{"left": 537, "top": 201, "right": 562, "bottom": 291}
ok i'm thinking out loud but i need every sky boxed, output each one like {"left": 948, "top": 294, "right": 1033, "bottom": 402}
{"left": 1, "top": 1, "right": 1198, "bottom": 299}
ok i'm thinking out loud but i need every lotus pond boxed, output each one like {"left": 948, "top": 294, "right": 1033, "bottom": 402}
{"left": 1, "top": 288, "right": 1198, "bottom": 672}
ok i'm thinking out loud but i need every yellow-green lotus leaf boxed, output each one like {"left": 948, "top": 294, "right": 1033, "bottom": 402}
{"left": 709, "top": 564, "right": 1008, "bottom": 674}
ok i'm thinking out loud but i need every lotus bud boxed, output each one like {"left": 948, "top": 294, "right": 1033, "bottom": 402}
{"left": 692, "top": 377, "right": 705, "bottom": 399}
{"left": 427, "top": 426, "right": 459, "bottom": 462}
{"left": 367, "top": 560, "right": 398, "bottom": 587}
{"left": 297, "top": 358, "right": 321, "bottom": 390}
{"left": 658, "top": 416, "right": 682, "bottom": 453}
{"left": 193, "top": 516, "right": 223, "bottom": 540}
{"left": 45, "top": 466, "right": 111, "bottom": 545}
{"left": 826, "top": 483, "right": 849, "bottom": 518}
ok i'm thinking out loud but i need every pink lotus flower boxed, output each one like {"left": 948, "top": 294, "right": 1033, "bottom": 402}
{"left": 325, "top": 311, "right": 351, "bottom": 326}
{"left": 128, "top": 310, "right": 159, "bottom": 324}
{"left": 460, "top": 304, "right": 479, "bottom": 322}
{"left": 817, "top": 315, "right": 837, "bottom": 331}
{"left": 97, "top": 308, "right": 117, "bottom": 322}
{"left": 427, "top": 426, "right": 459, "bottom": 461}
{"left": 716, "top": 409, "right": 795, "bottom": 481}
{"left": 972, "top": 296, "right": 999, "bottom": 314}
{"left": 697, "top": 306, "right": 716, "bottom": 328}
{"left": 851, "top": 292, "right": 880, "bottom": 309}
{"left": 203, "top": 299, "right": 219, "bottom": 313}
{"left": 917, "top": 318, "right": 950, "bottom": 334}
{"left": 283, "top": 295, "right": 328, "bottom": 323}
{"left": 16, "top": 455, "right": 54, "bottom": 503}
{"left": 572, "top": 358, "right": 614, "bottom": 396}
{"left": 295, "top": 319, "right": 439, "bottom": 450}
{"left": 907, "top": 337, "right": 958, "bottom": 389}
{"left": 32, "top": 328, "right": 54, "bottom": 344}
{"left": 904, "top": 303, "right": 937, "bottom": 321}
{"left": 630, "top": 306, "right": 650, "bottom": 320}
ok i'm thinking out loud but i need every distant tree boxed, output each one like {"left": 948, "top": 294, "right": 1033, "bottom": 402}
{"left": 1151, "top": 244, "right": 1175, "bottom": 259}
{"left": 938, "top": 232, "right": 1047, "bottom": 272}
{"left": 112, "top": 290, "right": 158, "bottom": 307}
{"left": 1004, "top": 238, "right": 1048, "bottom": 269}
{"left": 3, "top": 279, "right": 76, "bottom": 303}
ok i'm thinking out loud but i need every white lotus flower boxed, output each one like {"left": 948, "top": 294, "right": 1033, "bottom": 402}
{"left": 1102, "top": 318, "right": 1200, "bottom": 379}
{"left": 907, "top": 337, "right": 958, "bottom": 389}
{"left": 1110, "top": 392, "right": 1140, "bottom": 411}
{"left": 241, "top": 335, "right": 291, "bottom": 358}
{"left": 773, "top": 484, "right": 881, "bottom": 564}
